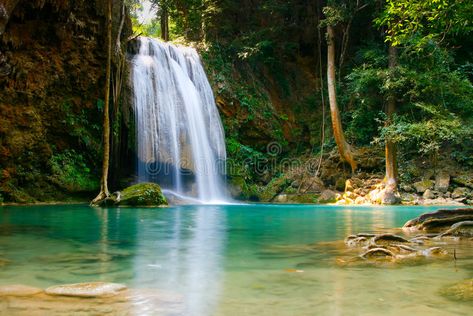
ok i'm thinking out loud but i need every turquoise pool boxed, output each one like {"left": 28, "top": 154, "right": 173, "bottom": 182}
{"left": 0, "top": 204, "right": 471, "bottom": 315}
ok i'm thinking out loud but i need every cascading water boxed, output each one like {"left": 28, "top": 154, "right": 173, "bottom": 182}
{"left": 132, "top": 37, "right": 228, "bottom": 203}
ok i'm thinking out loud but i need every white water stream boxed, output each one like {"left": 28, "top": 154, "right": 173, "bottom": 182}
{"left": 132, "top": 37, "right": 228, "bottom": 203}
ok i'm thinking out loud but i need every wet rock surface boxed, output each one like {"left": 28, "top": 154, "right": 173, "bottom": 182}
{"left": 0, "top": 285, "right": 42, "bottom": 297}
{"left": 45, "top": 282, "right": 127, "bottom": 298}
{"left": 0, "top": 283, "right": 183, "bottom": 315}
{"left": 403, "top": 208, "right": 473, "bottom": 232}
{"left": 334, "top": 208, "right": 473, "bottom": 266}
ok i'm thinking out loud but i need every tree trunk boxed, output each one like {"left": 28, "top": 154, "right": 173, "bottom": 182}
{"left": 326, "top": 25, "right": 357, "bottom": 173}
{"left": 385, "top": 45, "right": 398, "bottom": 185}
{"left": 92, "top": 0, "right": 112, "bottom": 205}
{"left": 160, "top": 4, "right": 169, "bottom": 41}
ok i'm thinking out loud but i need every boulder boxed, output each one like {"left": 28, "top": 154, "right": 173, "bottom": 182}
{"left": 403, "top": 208, "right": 473, "bottom": 232}
{"left": 452, "top": 174, "right": 473, "bottom": 189}
{"left": 275, "top": 194, "right": 288, "bottom": 203}
{"left": 45, "top": 282, "right": 127, "bottom": 298}
{"left": 354, "top": 196, "right": 367, "bottom": 205}
{"left": 413, "top": 180, "right": 434, "bottom": 193}
{"left": 298, "top": 176, "right": 325, "bottom": 193}
{"left": 379, "top": 188, "right": 401, "bottom": 205}
{"left": 422, "top": 189, "right": 436, "bottom": 200}
{"left": 400, "top": 192, "right": 419, "bottom": 204}
{"left": 318, "top": 189, "right": 338, "bottom": 203}
{"left": 400, "top": 184, "right": 414, "bottom": 193}
{"left": 105, "top": 183, "right": 168, "bottom": 207}
{"left": 435, "top": 171, "right": 450, "bottom": 193}
{"left": 452, "top": 187, "right": 471, "bottom": 199}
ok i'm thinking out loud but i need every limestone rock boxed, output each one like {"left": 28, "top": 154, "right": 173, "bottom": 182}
{"left": 422, "top": 189, "right": 436, "bottom": 200}
{"left": 0, "top": 285, "right": 42, "bottom": 297}
{"left": 360, "top": 248, "right": 395, "bottom": 259}
{"left": 401, "top": 192, "right": 419, "bottom": 204}
{"left": 440, "top": 221, "right": 473, "bottom": 237}
{"left": 379, "top": 188, "right": 401, "bottom": 205}
{"left": 435, "top": 171, "right": 450, "bottom": 193}
{"left": 400, "top": 184, "right": 414, "bottom": 192}
{"left": 403, "top": 208, "right": 473, "bottom": 232}
{"left": 413, "top": 180, "right": 434, "bottom": 193}
{"left": 45, "top": 282, "right": 127, "bottom": 298}
{"left": 354, "top": 196, "right": 367, "bottom": 205}
{"left": 452, "top": 187, "right": 471, "bottom": 199}
{"left": 318, "top": 189, "right": 338, "bottom": 203}
{"left": 275, "top": 194, "right": 288, "bottom": 203}
{"left": 373, "top": 234, "right": 410, "bottom": 246}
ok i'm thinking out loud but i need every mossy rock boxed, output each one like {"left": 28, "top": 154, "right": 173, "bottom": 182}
{"left": 115, "top": 183, "right": 167, "bottom": 207}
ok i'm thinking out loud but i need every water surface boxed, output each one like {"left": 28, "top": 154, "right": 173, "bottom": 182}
{"left": 0, "top": 204, "right": 472, "bottom": 315}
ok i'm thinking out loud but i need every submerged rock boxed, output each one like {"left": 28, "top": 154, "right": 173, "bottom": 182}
{"left": 0, "top": 285, "right": 183, "bottom": 315}
{"left": 45, "top": 282, "right": 127, "bottom": 298}
{"left": 440, "top": 279, "right": 473, "bottom": 302}
{"left": 0, "top": 285, "right": 42, "bottom": 297}
{"left": 373, "top": 234, "right": 409, "bottom": 246}
{"left": 360, "top": 247, "right": 395, "bottom": 259}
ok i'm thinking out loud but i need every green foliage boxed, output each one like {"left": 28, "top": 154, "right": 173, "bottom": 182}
{"left": 380, "top": 113, "right": 468, "bottom": 156}
{"left": 376, "top": 0, "right": 473, "bottom": 46}
{"left": 61, "top": 102, "right": 101, "bottom": 158}
{"left": 345, "top": 40, "right": 473, "bottom": 155}
{"left": 49, "top": 150, "right": 99, "bottom": 192}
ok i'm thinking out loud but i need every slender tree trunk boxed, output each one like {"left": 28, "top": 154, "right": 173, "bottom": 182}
{"left": 92, "top": 0, "right": 112, "bottom": 205}
{"left": 385, "top": 45, "right": 398, "bottom": 186}
{"left": 326, "top": 25, "right": 357, "bottom": 173}
{"left": 160, "top": 4, "right": 169, "bottom": 41}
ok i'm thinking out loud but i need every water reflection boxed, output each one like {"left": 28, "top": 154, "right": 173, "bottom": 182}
{"left": 1, "top": 204, "right": 471, "bottom": 316}
{"left": 132, "top": 205, "right": 226, "bottom": 316}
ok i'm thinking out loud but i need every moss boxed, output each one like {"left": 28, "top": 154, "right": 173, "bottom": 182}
{"left": 118, "top": 183, "right": 168, "bottom": 207}
{"left": 287, "top": 194, "right": 319, "bottom": 204}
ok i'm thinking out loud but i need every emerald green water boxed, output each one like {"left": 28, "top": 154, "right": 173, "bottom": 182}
{"left": 1, "top": 204, "right": 472, "bottom": 315}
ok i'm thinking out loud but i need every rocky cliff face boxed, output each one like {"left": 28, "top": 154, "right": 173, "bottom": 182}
{"left": 0, "top": 0, "right": 131, "bottom": 202}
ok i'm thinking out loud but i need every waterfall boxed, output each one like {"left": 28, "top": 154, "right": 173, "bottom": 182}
{"left": 132, "top": 37, "right": 228, "bottom": 203}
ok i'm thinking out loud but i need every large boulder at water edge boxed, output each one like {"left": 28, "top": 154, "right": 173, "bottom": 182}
{"left": 100, "top": 183, "right": 168, "bottom": 207}
{"left": 118, "top": 183, "right": 167, "bottom": 207}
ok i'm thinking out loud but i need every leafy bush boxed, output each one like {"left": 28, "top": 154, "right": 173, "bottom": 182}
{"left": 49, "top": 150, "right": 99, "bottom": 192}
